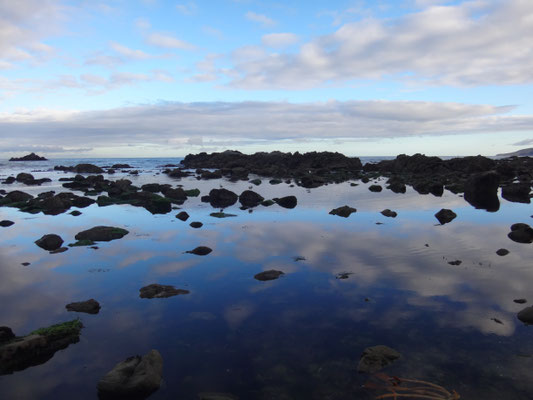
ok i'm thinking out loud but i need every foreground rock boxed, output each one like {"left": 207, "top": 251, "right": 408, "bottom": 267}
{"left": 208, "top": 188, "right": 238, "bottom": 208}
{"left": 176, "top": 211, "right": 189, "bottom": 221}
{"left": 239, "top": 190, "right": 264, "bottom": 207}
{"left": 275, "top": 195, "right": 297, "bottom": 209}
{"left": 75, "top": 226, "right": 129, "bottom": 242}
{"left": 190, "top": 221, "right": 203, "bottom": 228}
{"left": 186, "top": 246, "right": 212, "bottom": 256}
{"left": 435, "top": 209, "right": 457, "bottom": 225}
{"left": 9, "top": 152, "right": 47, "bottom": 161}
{"left": 254, "top": 270, "right": 284, "bottom": 281}
{"left": 517, "top": 306, "right": 533, "bottom": 324}
{"left": 0, "top": 319, "right": 82, "bottom": 375}
{"left": 464, "top": 171, "right": 500, "bottom": 212}
{"left": 0, "top": 220, "right": 14, "bottom": 227}
{"left": 508, "top": 223, "right": 533, "bottom": 244}
{"left": 97, "top": 349, "right": 163, "bottom": 399}
{"left": 329, "top": 205, "right": 357, "bottom": 218}
{"left": 501, "top": 183, "right": 531, "bottom": 204}
{"left": 381, "top": 209, "right": 397, "bottom": 218}
{"left": 35, "top": 234, "right": 64, "bottom": 251}
{"left": 66, "top": 299, "right": 101, "bottom": 314}
{"left": 0, "top": 327, "right": 15, "bottom": 343}
{"left": 357, "top": 345, "right": 401, "bottom": 373}
{"left": 139, "top": 284, "right": 190, "bottom": 299}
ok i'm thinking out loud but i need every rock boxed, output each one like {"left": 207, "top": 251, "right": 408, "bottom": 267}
{"left": 161, "top": 187, "right": 187, "bottom": 202}
{"left": 9, "top": 153, "right": 47, "bottom": 161}
{"left": 139, "top": 284, "right": 189, "bottom": 299}
{"left": 176, "top": 211, "right": 190, "bottom": 221}
{"left": 208, "top": 188, "right": 238, "bottom": 208}
{"left": 514, "top": 299, "right": 527, "bottom": 304}
{"left": 35, "top": 234, "right": 64, "bottom": 251}
{"left": 250, "top": 179, "right": 262, "bottom": 186}
{"left": 0, "top": 319, "right": 82, "bottom": 375}
{"left": 75, "top": 226, "right": 129, "bottom": 242}
{"left": 336, "top": 272, "right": 353, "bottom": 279}
{"left": 210, "top": 212, "right": 237, "bottom": 218}
{"left": 501, "top": 183, "right": 531, "bottom": 203}
{"left": 381, "top": 209, "right": 397, "bottom": 218}
{"left": 68, "top": 239, "right": 96, "bottom": 247}
{"left": 508, "top": 223, "right": 533, "bottom": 244}
{"left": 275, "top": 196, "right": 297, "bottom": 209}
{"left": 0, "top": 327, "right": 15, "bottom": 343}
{"left": 66, "top": 299, "right": 101, "bottom": 314}
{"left": 111, "top": 163, "right": 133, "bottom": 169}
{"left": 184, "top": 188, "right": 200, "bottom": 197}
{"left": 4, "top": 190, "right": 34, "bottom": 203}
{"left": 368, "top": 185, "right": 382, "bottom": 192}
{"left": 517, "top": 306, "right": 533, "bottom": 324}
{"left": 75, "top": 164, "right": 104, "bottom": 174}
{"left": 448, "top": 260, "right": 462, "bottom": 266}
{"left": 141, "top": 183, "right": 163, "bottom": 193}
{"left": 190, "top": 222, "right": 203, "bottom": 228}
{"left": 254, "top": 270, "right": 284, "bottom": 281}
{"left": 186, "top": 246, "right": 212, "bottom": 256}
{"left": 239, "top": 190, "right": 264, "bottom": 207}
{"left": 435, "top": 209, "right": 457, "bottom": 224}
{"left": 496, "top": 248, "right": 509, "bottom": 256}
{"left": 70, "top": 210, "right": 82, "bottom": 216}
{"left": 464, "top": 171, "right": 500, "bottom": 212}
{"left": 357, "top": 345, "right": 401, "bottom": 373}
{"left": 329, "top": 205, "right": 357, "bottom": 218}
{"left": 97, "top": 349, "right": 163, "bottom": 399}
{"left": 21, "top": 262, "right": 30, "bottom": 266}
{"left": 0, "top": 220, "right": 14, "bottom": 227}
{"left": 16, "top": 172, "right": 34, "bottom": 182}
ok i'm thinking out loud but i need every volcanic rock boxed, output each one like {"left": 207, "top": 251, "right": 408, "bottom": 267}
{"left": 239, "top": 190, "right": 264, "bottom": 207}
{"left": 75, "top": 226, "right": 129, "bottom": 242}
{"left": 176, "top": 211, "right": 190, "bottom": 221}
{"left": 381, "top": 209, "right": 397, "bottom": 218}
{"left": 464, "top": 171, "right": 500, "bottom": 212}
{"left": 209, "top": 188, "right": 238, "bottom": 208}
{"left": 9, "top": 153, "right": 47, "bottom": 161}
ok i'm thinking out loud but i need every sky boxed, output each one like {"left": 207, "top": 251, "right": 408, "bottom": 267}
{"left": 1, "top": 0, "right": 533, "bottom": 158}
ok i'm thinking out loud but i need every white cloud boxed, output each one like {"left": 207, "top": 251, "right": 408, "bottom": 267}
{"left": 245, "top": 11, "right": 276, "bottom": 27}
{"left": 146, "top": 32, "right": 195, "bottom": 50}
{"left": 176, "top": 2, "right": 197, "bottom": 15}
{"left": 135, "top": 18, "right": 151, "bottom": 30}
{"left": 228, "top": 0, "right": 533, "bottom": 88}
{"left": 261, "top": 33, "right": 299, "bottom": 48}
{"left": 0, "top": 100, "right": 531, "bottom": 153}
{"left": 109, "top": 42, "right": 153, "bottom": 60}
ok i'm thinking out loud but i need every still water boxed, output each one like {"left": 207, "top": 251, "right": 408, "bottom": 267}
{"left": 0, "top": 160, "right": 532, "bottom": 399}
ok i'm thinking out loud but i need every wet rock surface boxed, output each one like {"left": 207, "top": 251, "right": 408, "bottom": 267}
{"left": 464, "top": 171, "right": 500, "bottom": 212}
{"left": 208, "top": 188, "right": 238, "bottom": 208}
{"left": 517, "top": 306, "right": 533, "bottom": 324}
{"left": 176, "top": 211, "right": 190, "bottom": 221}
{"left": 357, "top": 345, "right": 401, "bottom": 373}
{"left": 186, "top": 246, "right": 213, "bottom": 256}
{"left": 97, "top": 349, "right": 163, "bottom": 399}
{"left": 435, "top": 208, "right": 457, "bottom": 224}
{"left": 35, "top": 234, "right": 64, "bottom": 251}
{"left": 239, "top": 190, "right": 264, "bottom": 207}
{"left": 190, "top": 221, "right": 203, "bottom": 228}
{"left": 329, "top": 205, "right": 357, "bottom": 218}
{"left": 139, "top": 284, "right": 190, "bottom": 299}
{"left": 254, "top": 270, "right": 285, "bottom": 281}
{"left": 75, "top": 226, "right": 129, "bottom": 242}
{"left": 0, "top": 220, "right": 14, "bottom": 227}
{"left": 66, "top": 299, "right": 101, "bottom": 314}
{"left": 275, "top": 196, "right": 297, "bottom": 209}
{"left": 508, "top": 223, "right": 533, "bottom": 244}
{"left": 381, "top": 209, "right": 397, "bottom": 218}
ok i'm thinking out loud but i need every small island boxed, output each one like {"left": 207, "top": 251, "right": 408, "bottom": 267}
{"left": 9, "top": 153, "right": 48, "bottom": 161}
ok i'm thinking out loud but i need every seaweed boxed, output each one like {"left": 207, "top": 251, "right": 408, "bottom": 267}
{"left": 364, "top": 373, "right": 460, "bottom": 400}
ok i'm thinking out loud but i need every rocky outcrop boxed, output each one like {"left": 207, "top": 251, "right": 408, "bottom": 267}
{"left": 97, "top": 350, "right": 163, "bottom": 399}
{"left": 9, "top": 153, "right": 47, "bottom": 161}
{"left": 501, "top": 183, "right": 531, "bottom": 203}
{"left": 66, "top": 299, "right": 101, "bottom": 314}
{"left": 75, "top": 226, "right": 129, "bottom": 242}
{"left": 357, "top": 345, "right": 401, "bottom": 373}
{"left": 139, "top": 284, "right": 189, "bottom": 299}
{"left": 176, "top": 211, "right": 190, "bottom": 221}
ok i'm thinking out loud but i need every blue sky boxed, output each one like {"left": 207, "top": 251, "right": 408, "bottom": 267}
{"left": 1, "top": 0, "right": 533, "bottom": 157}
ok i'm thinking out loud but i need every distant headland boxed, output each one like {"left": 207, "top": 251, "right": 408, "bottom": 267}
{"left": 496, "top": 147, "right": 533, "bottom": 157}
{"left": 9, "top": 152, "right": 48, "bottom": 161}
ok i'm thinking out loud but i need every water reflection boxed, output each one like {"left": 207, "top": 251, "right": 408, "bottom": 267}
{"left": 1, "top": 179, "right": 533, "bottom": 399}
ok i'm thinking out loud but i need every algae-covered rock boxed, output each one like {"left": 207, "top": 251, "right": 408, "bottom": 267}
{"left": 75, "top": 226, "right": 128, "bottom": 242}
{"left": 140, "top": 284, "right": 190, "bottom": 299}
{"left": 66, "top": 299, "right": 101, "bottom": 314}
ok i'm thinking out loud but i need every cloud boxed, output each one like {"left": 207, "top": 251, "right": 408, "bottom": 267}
{"left": 261, "top": 33, "right": 299, "bottom": 48}
{"left": 109, "top": 42, "right": 153, "bottom": 60}
{"left": 0, "top": 0, "right": 62, "bottom": 65}
{"left": 228, "top": 0, "right": 533, "bottom": 88}
{"left": 176, "top": 2, "right": 197, "bottom": 15}
{"left": 135, "top": 18, "right": 151, "bottom": 30}
{"left": 0, "top": 100, "right": 531, "bottom": 153}
{"left": 512, "top": 138, "right": 533, "bottom": 146}
{"left": 245, "top": 11, "right": 276, "bottom": 27}
{"left": 146, "top": 32, "right": 195, "bottom": 50}
{"left": 0, "top": 144, "right": 92, "bottom": 153}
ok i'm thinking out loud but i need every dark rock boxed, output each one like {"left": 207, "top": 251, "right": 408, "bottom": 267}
{"left": 75, "top": 164, "right": 104, "bottom": 174}
{"left": 198, "top": 393, "right": 238, "bottom": 400}
{"left": 111, "top": 164, "right": 132, "bottom": 169}
{"left": 435, "top": 209, "right": 457, "bottom": 224}
{"left": 16, "top": 172, "right": 34, "bottom": 182}
{"left": 368, "top": 185, "right": 382, "bottom": 192}
{"left": 357, "top": 345, "right": 401, "bottom": 373}
{"left": 139, "top": 284, "right": 189, "bottom": 299}
{"left": 261, "top": 200, "right": 275, "bottom": 207}
{"left": 336, "top": 272, "right": 352, "bottom": 279}
{"left": 508, "top": 223, "right": 533, "bottom": 244}
{"left": 381, "top": 209, "right": 397, "bottom": 218}
{"left": 496, "top": 248, "right": 509, "bottom": 256}
{"left": 70, "top": 210, "right": 82, "bottom": 216}
{"left": 66, "top": 299, "right": 100, "bottom": 314}
{"left": 250, "top": 179, "right": 262, "bottom": 186}
{"left": 9, "top": 153, "right": 47, "bottom": 161}
{"left": 184, "top": 188, "right": 200, "bottom": 197}
{"left": 75, "top": 226, "right": 129, "bottom": 242}
{"left": 501, "top": 183, "right": 531, "bottom": 203}
{"left": 514, "top": 299, "right": 527, "bottom": 304}
{"left": 209, "top": 188, "right": 238, "bottom": 208}
{"left": 189, "top": 221, "right": 203, "bottom": 228}
{"left": 448, "top": 260, "right": 462, "bottom": 266}
{"left": 464, "top": 171, "right": 500, "bottom": 211}
{"left": 275, "top": 196, "right": 297, "bottom": 209}
{"left": 50, "top": 247, "right": 68, "bottom": 254}
{"left": 97, "top": 349, "right": 163, "bottom": 399}
{"left": 141, "top": 183, "right": 162, "bottom": 193}
{"left": 35, "top": 234, "right": 64, "bottom": 251}
{"left": 176, "top": 211, "right": 189, "bottom": 221}
{"left": 517, "top": 306, "right": 533, "bottom": 324}
{"left": 0, "top": 327, "right": 15, "bottom": 343}
{"left": 186, "top": 246, "right": 212, "bottom": 256}
{"left": 239, "top": 190, "right": 264, "bottom": 207}
{"left": 269, "top": 179, "right": 282, "bottom": 185}
{"left": 254, "top": 270, "right": 284, "bottom": 281}
{"left": 21, "top": 262, "right": 30, "bottom": 266}
{"left": 0, "top": 220, "right": 14, "bottom": 227}
{"left": 210, "top": 212, "right": 237, "bottom": 218}
{"left": 329, "top": 205, "right": 357, "bottom": 218}
{"left": 68, "top": 239, "right": 95, "bottom": 247}
{"left": 4, "top": 190, "right": 33, "bottom": 203}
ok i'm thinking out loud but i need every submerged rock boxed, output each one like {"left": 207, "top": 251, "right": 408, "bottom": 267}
{"left": 186, "top": 246, "right": 212, "bottom": 256}
{"left": 514, "top": 299, "right": 527, "bottom": 304}
{"left": 97, "top": 349, "right": 163, "bottom": 399}
{"left": 75, "top": 226, "right": 129, "bottom": 242}
{"left": 0, "top": 319, "right": 82, "bottom": 375}
{"left": 508, "top": 223, "right": 533, "bottom": 244}
{"left": 357, "top": 345, "right": 401, "bottom": 373}
{"left": 35, "top": 234, "right": 64, "bottom": 251}
{"left": 176, "top": 211, "right": 190, "bottom": 221}
{"left": 501, "top": 183, "right": 531, "bottom": 204}
{"left": 435, "top": 209, "right": 457, "bottom": 225}
{"left": 66, "top": 299, "right": 101, "bottom": 314}
{"left": 139, "top": 284, "right": 190, "bottom": 299}
{"left": 254, "top": 270, "right": 284, "bottom": 281}
{"left": 381, "top": 209, "right": 397, "bottom": 218}
{"left": 517, "top": 306, "right": 533, "bottom": 325}
{"left": 210, "top": 212, "right": 237, "bottom": 218}
{"left": 329, "top": 205, "right": 357, "bottom": 218}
